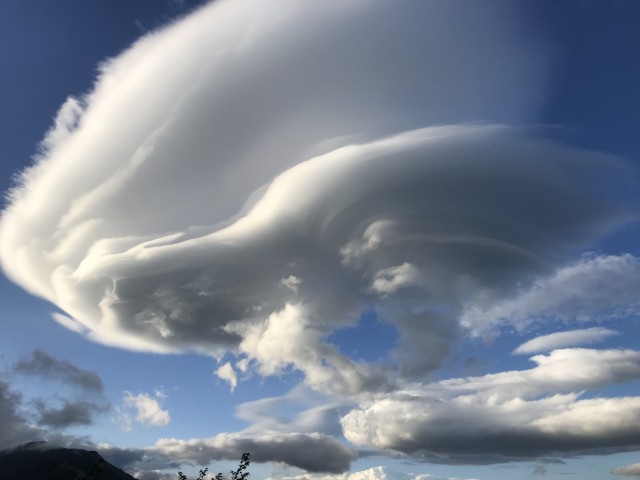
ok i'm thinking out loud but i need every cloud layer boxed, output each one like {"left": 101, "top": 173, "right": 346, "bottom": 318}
{"left": 513, "top": 327, "right": 619, "bottom": 355}
{"left": 342, "top": 348, "right": 640, "bottom": 463}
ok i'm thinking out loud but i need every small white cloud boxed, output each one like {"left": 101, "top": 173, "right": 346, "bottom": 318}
{"left": 370, "top": 262, "right": 423, "bottom": 296}
{"left": 236, "top": 358, "right": 250, "bottom": 373}
{"left": 513, "top": 327, "right": 619, "bottom": 354}
{"left": 215, "top": 361, "right": 238, "bottom": 392}
{"left": 612, "top": 463, "right": 640, "bottom": 476}
{"left": 120, "top": 390, "right": 170, "bottom": 428}
{"left": 280, "top": 275, "right": 302, "bottom": 293}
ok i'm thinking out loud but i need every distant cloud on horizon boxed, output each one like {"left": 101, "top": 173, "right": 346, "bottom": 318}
{"left": 270, "top": 465, "right": 478, "bottom": 480}
{"left": 613, "top": 463, "right": 640, "bottom": 477}
{"left": 342, "top": 348, "right": 640, "bottom": 462}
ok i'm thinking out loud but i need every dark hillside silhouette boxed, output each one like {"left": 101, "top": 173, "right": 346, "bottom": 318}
{"left": 0, "top": 441, "right": 135, "bottom": 480}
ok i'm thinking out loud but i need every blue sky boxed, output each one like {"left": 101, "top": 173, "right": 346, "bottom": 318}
{"left": 1, "top": 1, "right": 640, "bottom": 480}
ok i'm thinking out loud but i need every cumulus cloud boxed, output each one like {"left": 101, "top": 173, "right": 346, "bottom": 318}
{"left": 227, "top": 303, "right": 390, "bottom": 395}
{"left": 613, "top": 463, "right": 640, "bottom": 476}
{"left": 370, "top": 263, "right": 424, "bottom": 297}
{"left": 280, "top": 275, "right": 302, "bottom": 293}
{"left": 119, "top": 391, "right": 170, "bottom": 430}
{"left": 216, "top": 361, "right": 238, "bottom": 392}
{"left": 513, "top": 327, "right": 619, "bottom": 354}
{"left": 13, "top": 349, "right": 103, "bottom": 393}
{"left": 341, "top": 348, "right": 640, "bottom": 462}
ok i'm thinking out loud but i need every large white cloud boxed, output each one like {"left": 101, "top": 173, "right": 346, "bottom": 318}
{"left": 1, "top": 121, "right": 632, "bottom": 390}
{"left": 118, "top": 390, "right": 171, "bottom": 430}
{"left": 0, "top": 0, "right": 559, "bottom": 356}
{"left": 1, "top": 0, "right": 640, "bottom": 468}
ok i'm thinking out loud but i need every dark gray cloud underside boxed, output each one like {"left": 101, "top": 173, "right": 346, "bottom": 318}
{"left": 14, "top": 349, "right": 103, "bottom": 393}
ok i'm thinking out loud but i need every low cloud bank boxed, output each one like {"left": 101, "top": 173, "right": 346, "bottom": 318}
{"left": 342, "top": 348, "right": 640, "bottom": 463}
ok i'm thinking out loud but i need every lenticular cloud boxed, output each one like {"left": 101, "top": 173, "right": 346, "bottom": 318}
{"left": 0, "top": 0, "right": 635, "bottom": 394}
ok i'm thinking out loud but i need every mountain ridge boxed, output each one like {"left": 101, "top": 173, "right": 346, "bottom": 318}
{"left": 0, "top": 441, "right": 136, "bottom": 480}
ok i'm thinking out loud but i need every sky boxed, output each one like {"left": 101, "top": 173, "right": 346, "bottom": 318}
{"left": 0, "top": 1, "right": 640, "bottom": 480}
